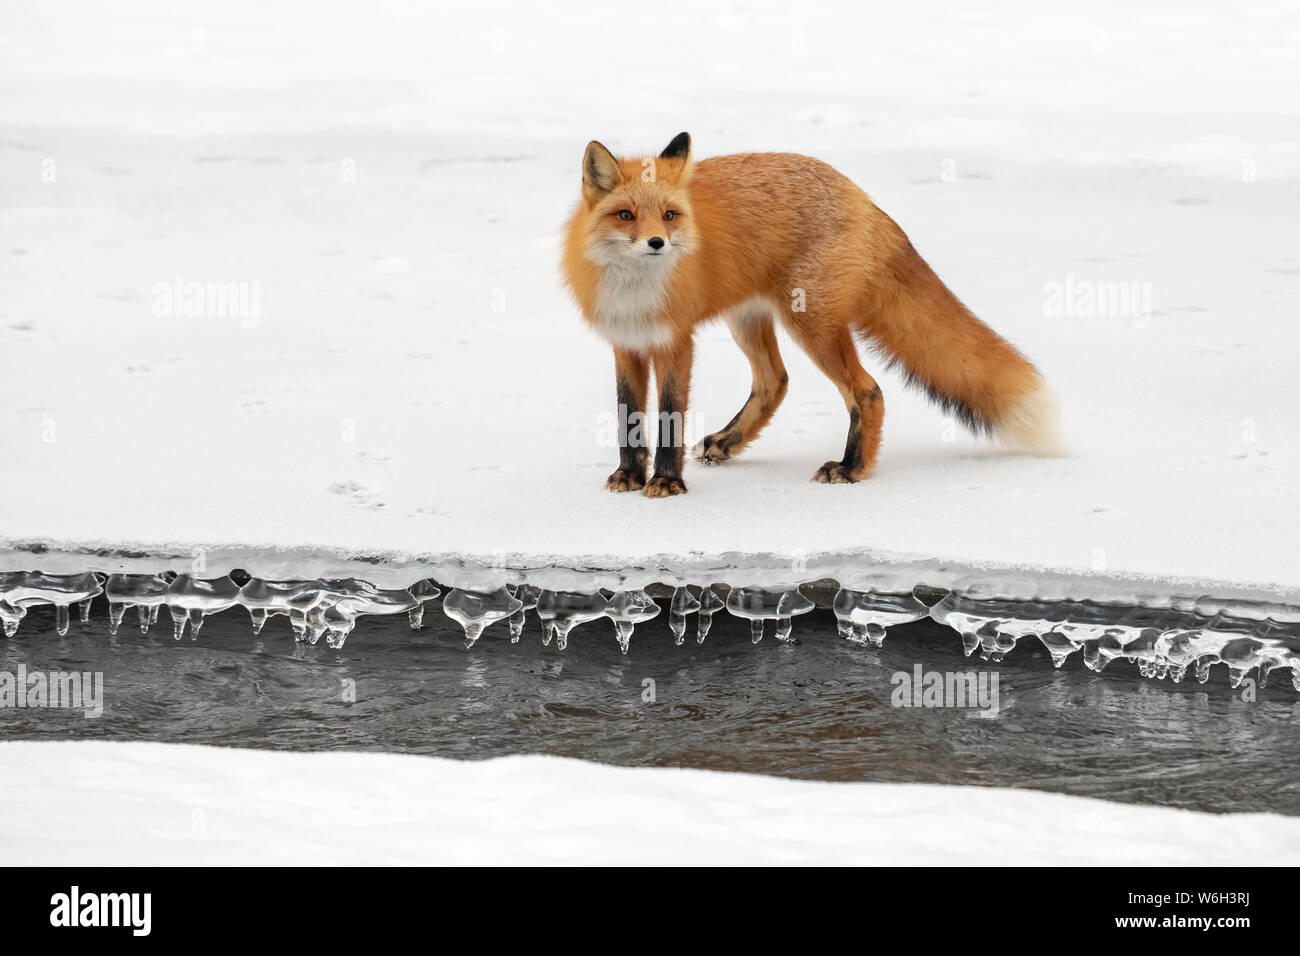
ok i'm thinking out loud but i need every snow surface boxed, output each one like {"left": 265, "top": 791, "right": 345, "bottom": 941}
{"left": 2, "top": 741, "right": 1296, "bottom": 865}
{"left": 2, "top": 0, "right": 1299, "bottom": 595}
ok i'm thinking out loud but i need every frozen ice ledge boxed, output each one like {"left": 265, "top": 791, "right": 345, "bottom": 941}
{"left": 2, "top": 543, "right": 1300, "bottom": 692}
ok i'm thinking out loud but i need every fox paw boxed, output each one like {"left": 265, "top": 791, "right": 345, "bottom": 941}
{"left": 605, "top": 468, "right": 645, "bottom": 492}
{"left": 811, "top": 461, "right": 863, "bottom": 484}
{"left": 643, "top": 475, "right": 687, "bottom": 498}
{"left": 692, "top": 433, "right": 739, "bottom": 464}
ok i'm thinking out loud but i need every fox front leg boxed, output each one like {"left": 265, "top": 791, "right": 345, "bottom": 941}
{"left": 606, "top": 348, "right": 650, "bottom": 492}
{"left": 645, "top": 338, "right": 693, "bottom": 498}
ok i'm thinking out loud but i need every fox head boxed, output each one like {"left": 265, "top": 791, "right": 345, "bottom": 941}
{"left": 578, "top": 132, "right": 695, "bottom": 267}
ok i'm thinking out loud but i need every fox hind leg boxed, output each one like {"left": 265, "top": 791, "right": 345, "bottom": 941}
{"left": 693, "top": 306, "right": 789, "bottom": 464}
{"left": 794, "top": 323, "right": 883, "bottom": 484}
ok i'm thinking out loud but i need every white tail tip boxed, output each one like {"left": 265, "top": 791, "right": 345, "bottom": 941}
{"left": 996, "top": 380, "right": 1067, "bottom": 457}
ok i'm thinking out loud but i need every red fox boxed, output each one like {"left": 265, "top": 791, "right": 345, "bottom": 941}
{"left": 561, "top": 132, "right": 1062, "bottom": 498}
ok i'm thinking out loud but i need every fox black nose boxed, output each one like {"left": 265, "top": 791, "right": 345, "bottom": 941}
{"left": 647, "top": 237, "right": 665, "bottom": 250}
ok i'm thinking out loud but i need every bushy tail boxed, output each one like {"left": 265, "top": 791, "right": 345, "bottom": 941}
{"left": 858, "top": 241, "right": 1065, "bottom": 456}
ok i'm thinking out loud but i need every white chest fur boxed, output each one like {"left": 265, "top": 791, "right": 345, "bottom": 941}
{"left": 590, "top": 260, "right": 676, "bottom": 353}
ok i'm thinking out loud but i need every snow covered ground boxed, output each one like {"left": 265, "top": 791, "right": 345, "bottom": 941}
{"left": 2, "top": 740, "right": 1295, "bottom": 865}
{"left": 1, "top": 1, "right": 1298, "bottom": 596}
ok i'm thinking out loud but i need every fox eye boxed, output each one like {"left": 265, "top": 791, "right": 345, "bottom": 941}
{"left": 617, "top": 210, "right": 634, "bottom": 221}
{"left": 663, "top": 210, "right": 676, "bottom": 221}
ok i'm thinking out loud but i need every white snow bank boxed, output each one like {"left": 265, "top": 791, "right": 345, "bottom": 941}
{"left": 1, "top": 1, "right": 1298, "bottom": 594}
{"left": 1, "top": 741, "right": 1295, "bottom": 865}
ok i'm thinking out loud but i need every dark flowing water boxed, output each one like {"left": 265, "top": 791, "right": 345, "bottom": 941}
{"left": 2, "top": 598, "right": 1298, "bottom": 815}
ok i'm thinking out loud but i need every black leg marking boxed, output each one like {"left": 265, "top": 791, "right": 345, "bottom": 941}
{"left": 812, "top": 389, "right": 878, "bottom": 485}
{"left": 841, "top": 404, "right": 864, "bottom": 473}
{"left": 607, "top": 375, "right": 647, "bottom": 492}
{"left": 696, "top": 390, "right": 755, "bottom": 462}
{"left": 646, "top": 376, "right": 688, "bottom": 497}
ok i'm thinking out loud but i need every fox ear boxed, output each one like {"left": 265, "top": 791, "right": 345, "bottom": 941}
{"left": 660, "top": 132, "right": 691, "bottom": 161}
{"left": 582, "top": 141, "right": 621, "bottom": 197}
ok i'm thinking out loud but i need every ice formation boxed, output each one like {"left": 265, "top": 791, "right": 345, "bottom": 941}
{"left": 605, "top": 590, "right": 660, "bottom": 654}
{"left": 0, "top": 571, "right": 101, "bottom": 638}
{"left": 506, "top": 585, "right": 538, "bottom": 643}
{"left": 442, "top": 587, "right": 522, "bottom": 648}
{"left": 725, "top": 587, "right": 815, "bottom": 643}
{"left": 697, "top": 586, "right": 724, "bottom": 644}
{"left": 2, "top": 567, "right": 1299, "bottom": 693}
{"left": 535, "top": 590, "right": 609, "bottom": 651}
{"left": 832, "top": 588, "right": 930, "bottom": 647}
{"left": 668, "top": 587, "right": 701, "bottom": 645}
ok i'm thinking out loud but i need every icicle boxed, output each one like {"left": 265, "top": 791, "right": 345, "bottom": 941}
{"left": 308, "top": 606, "right": 330, "bottom": 645}
{"left": 407, "top": 579, "right": 442, "bottom": 629}
{"left": 507, "top": 585, "right": 539, "bottom": 643}
{"left": 976, "top": 622, "right": 1024, "bottom": 662}
{"left": 316, "top": 578, "right": 423, "bottom": 647}
{"left": 669, "top": 587, "right": 701, "bottom": 646}
{"left": 0, "top": 572, "right": 103, "bottom": 636}
{"left": 286, "top": 603, "right": 330, "bottom": 645}
{"left": 104, "top": 573, "right": 169, "bottom": 638}
{"left": 696, "top": 586, "right": 723, "bottom": 644}
{"left": 287, "top": 608, "right": 325, "bottom": 647}
{"left": 322, "top": 603, "right": 357, "bottom": 649}
{"left": 1195, "top": 657, "right": 1215, "bottom": 684}
{"left": 163, "top": 574, "right": 239, "bottom": 642}
{"left": 1037, "top": 630, "right": 1080, "bottom": 668}
{"left": 536, "top": 590, "right": 608, "bottom": 652}
{"left": 168, "top": 604, "right": 188, "bottom": 641}
{"left": 960, "top": 631, "right": 980, "bottom": 657}
{"left": 1219, "top": 637, "right": 1264, "bottom": 690}
{"left": 1081, "top": 640, "right": 1121, "bottom": 673}
{"left": 605, "top": 590, "right": 660, "bottom": 654}
{"left": 102, "top": 574, "right": 166, "bottom": 634}
{"left": 0, "top": 600, "right": 22, "bottom": 638}
{"left": 325, "top": 624, "right": 354, "bottom": 649}
{"left": 976, "top": 623, "right": 1010, "bottom": 663}
{"left": 237, "top": 579, "right": 338, "bottom": 642}
{"left": 78, "top": 598, "right": 93, "bottom": 622}
{"left": 442, "top": 587, "right": 523, "bottom": 649}
{"left": 832, "top": 588, "right": 929, "bottom": 647}
{"left": 1153, "top": 629, "right": 1200, "bottom": 680}
{"left": 725, "top": 587, "right": 814, "bottom": 644}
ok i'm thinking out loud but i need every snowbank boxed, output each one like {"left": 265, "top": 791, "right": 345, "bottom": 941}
{"left": 1, "top": 741, "right": 1295, "bottom": 865}
{"left": 1, "top": 1, "right": 1298, "bottom": 594}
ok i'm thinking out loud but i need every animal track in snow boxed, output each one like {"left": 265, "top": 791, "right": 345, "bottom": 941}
{"left": 326, "top": 480, "right": 386, "bottom": 509}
